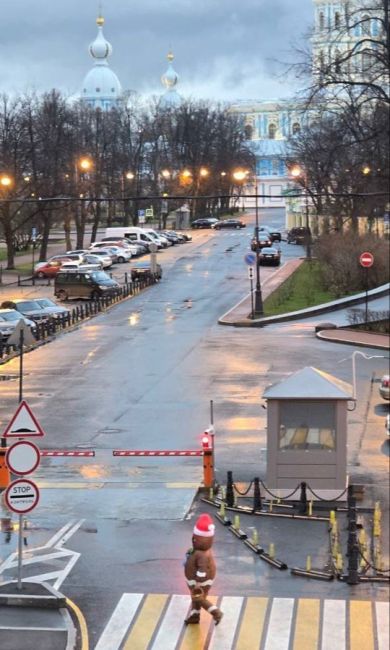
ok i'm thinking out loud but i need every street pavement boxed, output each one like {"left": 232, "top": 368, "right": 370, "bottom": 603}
{"left": 0, "top": 217, "right": 389, "bottom": 649}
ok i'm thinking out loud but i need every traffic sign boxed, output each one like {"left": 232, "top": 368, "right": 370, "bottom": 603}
{"left": 5, "top": 478, "right": 40, "bottom": 514}
{"left": 145, "top": 208, "right": 154, "bottom": 217}
{"left": 248, "top": 266, "right": 254, "bottom": 280}
{"left": 3, "top": 400, "right": 45, "bottom": 438}
{"left": 6, "top": 319, "right": 36, "bottom": 348}
{"left": 6, "top": 440, "right": 40, "bottom": 475}
{"left": 244, "top": 253, "right": 256, "bottom": 266}
{"left": 359, "top": 252, "right": 374, "bottom": 268}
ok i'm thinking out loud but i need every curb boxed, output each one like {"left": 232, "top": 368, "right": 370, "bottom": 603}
{"left": 315, "top": 329, "right": 389, "bottom": 351}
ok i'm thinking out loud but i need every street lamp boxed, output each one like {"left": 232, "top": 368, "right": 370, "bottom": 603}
{"left": 233, "top": 168, "right": 263, "bottom": 317}
{"left": 290, "top": 164, "right": 312, "bottom": 260}
{"left": 0, "top": 174, "right": 13, "bottom": 189}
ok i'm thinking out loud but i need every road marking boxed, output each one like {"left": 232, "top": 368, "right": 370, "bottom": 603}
{"left": 95, "top": 593, "right": 143, "bottom": 650}
{"left": 123, "top": 594, "right": 167, "bottom": 649}
{"left": 322, "top": 599, "right": 346, "bottom": 650}
{"left": 235, "top": 596, "right": 268, "bottom": 650}
{"left": 95, "top": 594, "right": 389, "bottom": 650}
{"left": 350, "top": 600, "right": 374, "bottom": 650}
{"left": 376, "top": 601, "right": 389, "bottom": 650}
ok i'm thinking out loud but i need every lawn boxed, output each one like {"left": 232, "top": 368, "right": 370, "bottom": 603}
{"left": 264, "top": 260, "right": 354, "bottom": 316}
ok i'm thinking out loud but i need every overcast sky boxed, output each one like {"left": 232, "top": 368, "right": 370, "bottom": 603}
{"left": 1, "top": 0, "right": 314, "bottom": 102}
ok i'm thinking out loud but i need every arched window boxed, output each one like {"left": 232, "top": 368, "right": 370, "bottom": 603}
{"left": 319, "top": 12, "right": 325, "bottom": 30}
{"left": 361, "top": 15, "right": 371, "bottom": 35}
{"left": 268, "top": 123, "right": 277, "bottom": 139}
{"left": 335, "top": 49, "right": 342, "bottom": 73}
{"left": 335, "top": 12, "right": 341, "bottom": 29}
{"left": 244, "top": 124, "right": 253, "bottom": 140}
{"left": 292, "top": 122, "right": 300, "bottom": 135}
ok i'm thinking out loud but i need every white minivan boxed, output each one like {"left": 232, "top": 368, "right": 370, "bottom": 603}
{"left": 104, "top": 227, "right": 162, "bottom": 249}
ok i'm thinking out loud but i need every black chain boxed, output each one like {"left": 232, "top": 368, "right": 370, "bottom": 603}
{"left": 259, "top": 480, "right": 300, "bottom": 500}
{"left": 233, "top": 480, "right": 254, "bottom": 496}
{"left": 358, "top": 548, "right": 390, "bottom": 573}
{"left": 307, "top": 485, "right": 348, "bottom": 502}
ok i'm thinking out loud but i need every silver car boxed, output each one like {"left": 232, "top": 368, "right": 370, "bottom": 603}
{"left": 0, "top": 309, "right": 37, "bottom": 341}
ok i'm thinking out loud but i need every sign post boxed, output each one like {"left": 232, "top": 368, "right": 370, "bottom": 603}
{"left": 359, "top": 252, "right": 374, "bottom": 323}
{"left": 244, "top": 253, "right": 256, "bottom": 320}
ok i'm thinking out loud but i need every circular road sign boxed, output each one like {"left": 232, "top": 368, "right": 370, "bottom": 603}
{"left": 5, "top": 478, "right": 40, "bottom": 514}
{"left": 244, "top": 253, "right": 256, "bottom": 266}
{"left": 6, "top": 440, "right": 40, "bottom": 476}
{"left": 359, "top": 252, "right": 374, "bottom": 268}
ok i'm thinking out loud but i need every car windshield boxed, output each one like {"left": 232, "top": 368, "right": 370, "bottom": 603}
{"left": 36, "top": 299, "right": 55, "bottom": 308}
{"left": 90, "top": 271, "right": 112, "bottom": 283}
{"left": 0, "top": 311, "right": 21, "bottom": 321}
{"left": 17, "top": 301, "right": 41, "bottom": 310}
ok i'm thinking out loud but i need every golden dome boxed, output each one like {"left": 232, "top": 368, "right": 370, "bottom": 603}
{"left": 167, "top": 50, "right": 174, "bottom": 62}
{"left": 96, "top": 15, "right": 105, "bottom": 26}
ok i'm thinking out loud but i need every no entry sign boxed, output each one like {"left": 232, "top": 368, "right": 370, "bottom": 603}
{"left": 5, "top": 478, "right": 40, "bottom": 514}
{"left": 6, "top": 440, "right": 40, "bottom": 476}
{"left": 359, "top": 252, "right": 374, "bottom": 268}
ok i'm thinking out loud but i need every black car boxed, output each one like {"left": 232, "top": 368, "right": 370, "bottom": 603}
{"left": 259, "top": 225, "right": 282, "bottom": 242}
{"left": 287, "top": 226, "right": 311, "bottom": 244}
{"left": 251, "top": 232, "right": 272, "bottom": 250}
{"left": 130, "top": 261, "right": 162, "bottom": 281}
{"left": 212, "top": 219, "right": 246, "bottom": 230}
{"left": 259, "top": 246, "right": 281, "bottom": 266}
{"left": 191, "top": 218, "right": 218, "bottom": 229}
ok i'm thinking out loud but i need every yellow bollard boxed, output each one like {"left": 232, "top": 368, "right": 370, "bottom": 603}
{"left": 329, "top": 510, "right": 336, "bottom": 524}
{"left": 220, "top": 486, "right": 226, "bottom": 501}
{"left": 209, "top": 487, "right": 214, "bottom": 500}
{"left": 233, "top": 515, "right": 240, "bottom": 531}
{"left": 358, "top": 529, "right": 367, "bottom": 551}
{"left": 276, "top": 490, "right": 281, "bottom": 504}
{"left": 219, "top": 502, "right": 226, "bottom": 518}
{"left": 251, "top": 529, "right": 259, "bottom": 546}
{"left": 373, "top": 519, "right": 381, "bottom": 537}
{"left": 336, "top": 553, "right": 343, "bottom": 572}
{"left": 308, "top": 500, "right": 313, "bottom": 517}
{"left": 269, "top": 543, "right": 275, "bottom": 559}
{"left": 306, "top": 555, "right": 311, "bottom": 571}
{"left": 374, "top": 501, "right": 382, "bottom": 522}
{"left": 269, "top": 499, "right": 273, "bottom": 513}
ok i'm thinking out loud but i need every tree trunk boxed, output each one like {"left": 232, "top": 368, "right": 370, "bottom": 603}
{"left": 39, "top": 211, "right": 52, "bottom": 262}
{"left": 63, "top": 208, "right": 72, "bottom": 251}
{"left": 75, "top": 200, "right": 86, "bottom": 249}
{"left": 2, "top": 205, "right": 16, "bottom": 269}
{"left": 90, "top": 202, "right": 102, "bottom": 244}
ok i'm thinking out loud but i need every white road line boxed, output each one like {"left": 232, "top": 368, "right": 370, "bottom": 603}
{"left": 321, "top": 599, "right": 346, "bottom": 650}
{"left": 209, "top": 596, "right": 244, "bottom": 650}
{"left": 95, "top": 593, "right": 143, "bottom": 650}
{"left": 42, "top": 520, "right": 77, "bottom": 549}
{"left": 264, "top": 598, "right": 294, "bottom": 650}
{"left": 376, "top": 601, "right": 389, "bottom": 650}
{"left": 56, "top": 519, "right": 85, "bottom": 547}
{"left": 53, "top": 551, "right": 80, "bottom": 590}
{"left": 150, "top": 595, "right": 190, "bottom": 649}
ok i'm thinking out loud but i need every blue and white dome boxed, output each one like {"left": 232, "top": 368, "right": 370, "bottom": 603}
{"left": 81, "top": 14, "right": 122, "bottom": 110}
{"left": 160, "top": 51, "right": 182, "bottom": 108}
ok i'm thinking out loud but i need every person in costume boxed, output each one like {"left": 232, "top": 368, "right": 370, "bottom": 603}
{"left": 184, "top": 513, "right": 223, "bottom": 625}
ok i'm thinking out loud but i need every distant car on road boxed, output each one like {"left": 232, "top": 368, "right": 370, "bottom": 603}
{"left": 259, "top": 246, "right": 281, "bottom": 266}
{"left": 212, "top": 219, "right": 246, "bottom": 230}
{"left": 287, "top": 226, "right": 311, "bottom": 245}
{"left": 251, "top": 232, "right": 272, "bottom": 250}
{"left": 259, "top": 225, "right": 282, "bottom": 242}
{"left": 191, "top": 218, "right": 218, "bottom": 229}
{"left": 379, "top": 375, "right": 389, "bottom": 400}
{"left": 130, "top": 261, "right": 162, "bottom": 281}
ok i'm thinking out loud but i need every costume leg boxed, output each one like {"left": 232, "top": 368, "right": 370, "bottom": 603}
{"left": 184, "top": 587, "right": 201, "bottom": 624}
{"left": 199, "top": 586, "right": 224, "bottom": 625}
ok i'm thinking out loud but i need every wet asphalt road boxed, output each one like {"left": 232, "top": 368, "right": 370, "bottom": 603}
{"left": 0, "top": 211, "right": 388, "bottom": 645}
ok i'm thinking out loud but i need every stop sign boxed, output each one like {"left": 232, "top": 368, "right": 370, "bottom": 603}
{"left": 359, "top": 252, "right": 374, "bottom": 268}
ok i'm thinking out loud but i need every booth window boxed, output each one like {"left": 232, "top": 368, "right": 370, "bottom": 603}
{"left": 279, "top": 401, "right": 336, "bottom": 451}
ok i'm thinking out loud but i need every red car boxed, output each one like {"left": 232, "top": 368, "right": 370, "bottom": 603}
{"left": 33, "top": 260, "right": 63, "bottom": 278}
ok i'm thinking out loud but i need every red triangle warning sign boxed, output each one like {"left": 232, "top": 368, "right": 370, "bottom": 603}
{"left": 3, "top": 400, "right": 45, "bottom": 438}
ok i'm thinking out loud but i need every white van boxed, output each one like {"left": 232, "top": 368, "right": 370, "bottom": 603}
{"left": 104, "top": 227, "right": 157, "bottom": 249}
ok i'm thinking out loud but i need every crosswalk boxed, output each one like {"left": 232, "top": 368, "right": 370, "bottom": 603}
{"left": 94, "top": 594, "right": 389, "bottom": 650}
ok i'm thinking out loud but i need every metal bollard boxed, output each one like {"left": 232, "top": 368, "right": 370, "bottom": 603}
{"left": 253, "top": 477, "right": 262, "bottom": 512}
{"left": 298, "top": 481, "right": 308, "bottom": 515}
{"left": 226, "top": 471, "right": 234, "bottom": 507}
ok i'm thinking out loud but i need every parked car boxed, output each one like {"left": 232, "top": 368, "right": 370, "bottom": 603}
{"left": 1, "top": 299, "right": 52, "bottom": 322}
{"left": 34, "top": 260, "right": 63, "bottom": 278}
{"left": 259, "top": 246, "right": 281, "bottom": 266}
{"left": 212, "top": 219, "right": 246, "bottom": 230}
{"left": 287, "top": 226, "right": 311, "bottom": 245}
{"left": 130, "top": 261, "right": 162, "bottom": 281}
{"left": 0, "top": 309, "right": 37, "bottom": 341}
{"left": 251, "top": 232, "right": 272, "bottom": 250}
{"left": 191, "top": 218, "right": 218, "bottom": 229}
{"left": 175, "top": 231, "right": 192, "bottom": 242}
{"left": 83, "top": 250, "right": 113, "bottom": 269}
{"left": 90, "top": 244, "right": 131, "bottom": 263}
{"left": 386, "top": 413, "right": 390, "bottom": 437}
{"left": 34, "top": 298, "right": 70, "bottom": 319}
{"left": 259, "top": 225, "right": 282, "bottom": 242}
{"left": 379, "top": 375, "right": 390, "bottom": 400}
{"left": 61, "top": 261, "right": 101, "bottom": 272}
{"left": 54, "top": 270, "right": 120, "bottom": 301}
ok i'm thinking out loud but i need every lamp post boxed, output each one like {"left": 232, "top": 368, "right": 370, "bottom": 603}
{"left": 121, "top": 171, "right": 134, "bottom": 226}
{"left": 233, "top": 169, "right": 263, "bottom": 317}
{"left": 74, "top": 157, "right": 93, "bottom": 248}
{"left": 290, "top": 165, "right": 312, "bottom": 260}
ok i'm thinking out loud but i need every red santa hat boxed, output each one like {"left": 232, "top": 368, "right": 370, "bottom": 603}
{"left": 193, "top": 513, "right": 215, "bottom": 537}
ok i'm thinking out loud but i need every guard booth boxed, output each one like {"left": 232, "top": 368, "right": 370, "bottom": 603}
{"left": 263, "top": 367, "right": 353, "bottom": 501}
{"left": 175, "top": 205, "right": 191, "bottom": 230}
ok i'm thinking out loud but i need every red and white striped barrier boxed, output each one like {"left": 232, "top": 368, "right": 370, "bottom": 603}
{"left": 40, "top": 450, "right": 95, "bottom": 457}
{"left": 113, "top": 450, "right": 203, "bottom": 457}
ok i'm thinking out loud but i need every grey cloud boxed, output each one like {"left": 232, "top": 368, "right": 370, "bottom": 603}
{"left": 1, "top": 0, "right": 313, "bottom": 100}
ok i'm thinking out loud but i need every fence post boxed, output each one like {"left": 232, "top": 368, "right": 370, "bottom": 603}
{"left": 226, "top": 471, "right": 234, "bottom": 507}
{"left": 298, "top": 481, "right": 308, "bottom": 514}
{"left": 253, "top": 477, "right": 262, "bottom": 512}
{"left": 346, "top": 484, "right": 359, "bottom": 585}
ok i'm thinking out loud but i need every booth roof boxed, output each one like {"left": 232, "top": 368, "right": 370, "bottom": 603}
{"left": 263, "top": 366, "right": 353, "bottom": 400}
